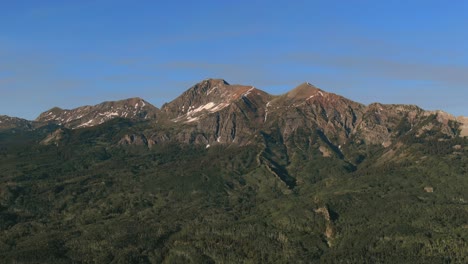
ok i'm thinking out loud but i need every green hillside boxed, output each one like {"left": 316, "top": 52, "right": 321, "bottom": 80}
{"left": 0, "top": 118, "right": 466, "bottom": 263}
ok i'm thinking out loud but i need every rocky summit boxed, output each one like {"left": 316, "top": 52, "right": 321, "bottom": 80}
{"left": 35, "top": 97, "right": 159, "bottom": 129}
{"left": 0, "top": 79, "right": 467, "bottom": 263}
{"left": 0, "top": 115, "right": 34, "bottom": 131}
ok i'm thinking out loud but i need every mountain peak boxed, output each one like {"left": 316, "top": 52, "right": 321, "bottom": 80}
{"left": 36, "top": 97, "right": 159, "bottom": 129}
{"left": 286, "top": 82, "right": 324, "bottom": 99}
{"left": 162, "top": 78, "right": 268, "bottom": 122}
{"left": 204, "top": 78, "right": 230, "bottom": 86}
{"left": 0, "top": 115, "right": 33, "bottom": 131}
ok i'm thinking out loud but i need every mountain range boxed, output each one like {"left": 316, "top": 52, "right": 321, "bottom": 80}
{"left": 3, "top": 79, "right": 468, "bottom": 146}
{"left": 0, "top": 79, "right": 467, "bottom": 263}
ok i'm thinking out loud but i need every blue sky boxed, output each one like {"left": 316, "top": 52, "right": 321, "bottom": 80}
{"left": 1, "top": 0, "right": 468, "bottom": 119}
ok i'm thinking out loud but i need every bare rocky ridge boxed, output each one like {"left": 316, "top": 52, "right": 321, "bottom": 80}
{"left": 36, "top": 97, "right": 159, "bottom": 129}
{"left": 2, "top": 79, "right": 467, "bottom": 150}
{"left": 0, "top": 115, "right": 34, "bottom": 131}
{"left": 268, "top": 82, "right": 365, "bottom": 143}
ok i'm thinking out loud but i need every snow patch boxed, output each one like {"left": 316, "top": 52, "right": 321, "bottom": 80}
{"left": 243, "top": 87, "right": 254, "bottom": 97}
{"left": 210, "top": 102, "right": 229, "bottom": 112}
{"left": 186, "top": 116, "right": 200, "bottom": 122}
{"left": 99, "top": 112, "right": 120, "bottom": 118}
{"left": 76, "top": 119, "right": 94, "bottom": 128}
{"left": 188, "top": 102, "right": 216, "bottom": 115}
{"left": 217, "top": 136, "right": 221, "bottom": 143}
{"left": 318, "top": 91, "right": 323, "bottom": 96}
{"left": 264, "top": 101, "right": 271, "bottom": 122}
{"left": 206, "top": 144, "right": 210, "bottom": 148}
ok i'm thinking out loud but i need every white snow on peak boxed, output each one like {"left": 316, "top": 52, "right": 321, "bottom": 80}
{"left": 141, "top": 101, "right": 146, "bottom": 107}
{"left": 318, "top": 91, "right": 324, "bottom": 96}
{"left": 177, "top": 101, "right": 231, "bottom": 123}
{"left": 99, "top": 111, "right": 120, "bottom": 118}
{"left": 264, "top": 102, "right": 271, "bottom": 122}
{"left": 186, "top": 116, "right": 200, "bottom": 122}
{"left": 134, "top": 103, "right": 139, "bottom": 109}
{"left": 307, "top": 95, "right": 315, "bottom": 101}
{"left": 76, "top": 119, "right": 95, "bottom": 128}
{"left": 206, "top": 144, "right": 210, "bottom": 148}
{"left": 210, "top": 102, "right": 229, "bottom": 112}
{"left": 243, "top": 87, "right": 254, "bottom": 97}
{"left": 188, "top": 102, "right": 216, "bottom": 115}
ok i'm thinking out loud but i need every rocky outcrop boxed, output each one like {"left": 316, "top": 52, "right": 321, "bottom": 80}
{"left": 118, "top": 134, "right": 155, "bottom": 148}
{"left": 314, "top": 206, "right": 336, "bottom": 247}
{"left": 456, "top": 116, "right": 468, "bottom": 137}
{"left": 40, "top": 128, "right": 65, "bottom": 146}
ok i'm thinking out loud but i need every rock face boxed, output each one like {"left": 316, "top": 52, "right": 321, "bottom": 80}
{"left": 266, "top": 82, "right": 365, "bottom": 144}
{"left": 40, "top": 128, "right": 65, "bottom": 146}
{"left": 36, "top": 97, "right": 159, "bottom": 129}
{"left": 118, "top": 134, "right": 155, "bottom": 148}
{"left": 457, "top": 116, "right": 468, "bottom": 137}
